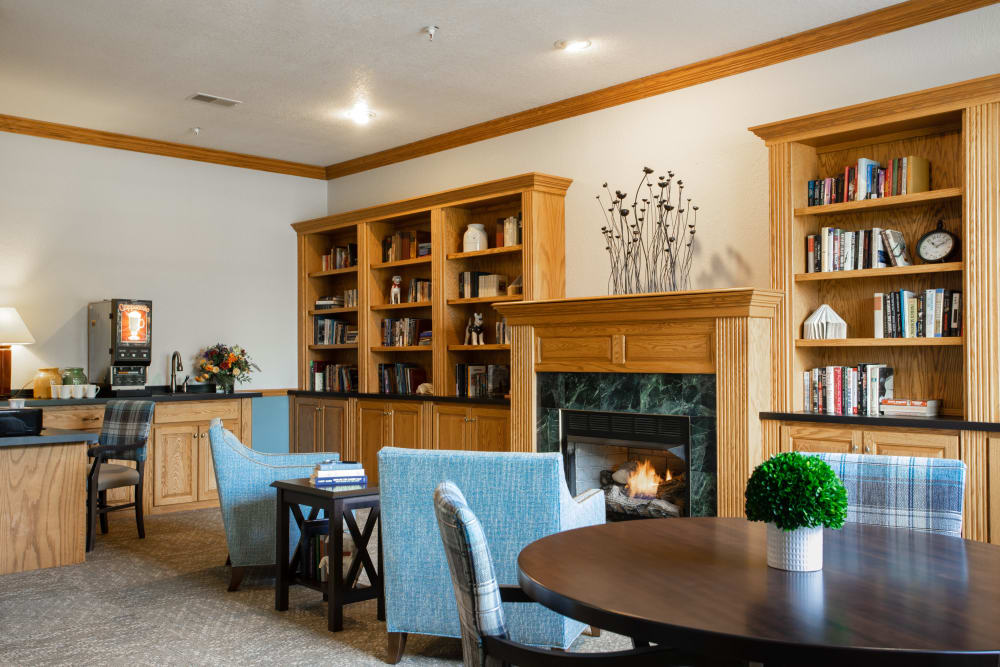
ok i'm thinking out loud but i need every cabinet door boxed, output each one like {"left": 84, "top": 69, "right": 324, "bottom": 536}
{"left": 291, "top": 397, "right": 320, "bottom": 453}
{"left": 153, "top": 424, "right": 199, "bottom": 506}
{"left": 197, "top": 419, "right": 237, "bottom": 501}
{"left": 433, "top": 404, "right": 470, "bottom": 450}
{"left": 470, "top": 406, "right": 510, "bottom": 452}
{"left": 863, "top": 429, "right": 959, "bottom": 459}
{"left": 781, "top": 424, "right": 860, "bottom": 454}
{"left": 357, "top": 401, "right": 387, "bottom": 486}
{"left": 388, "top": 402, "right": 422, "bottom": 449}
{"left": 318, "top": 398, "right": 348, "bottom": 456}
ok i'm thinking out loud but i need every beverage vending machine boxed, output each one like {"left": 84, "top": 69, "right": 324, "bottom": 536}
{"left": 88, "top": 299, "right": 153, "bottom": 396}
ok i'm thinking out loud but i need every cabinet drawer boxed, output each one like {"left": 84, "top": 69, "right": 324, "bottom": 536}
{"left": 862, "top": 429, "right": 959, "bottom": 459}
{"left": 153, "top": 400, "right": 241, "bottom": 424}
{"left": 42, "top": 406, "right": 104, "bottom": 431}
{"left": 781, "top": 424, "right": 860, "bottom": 454}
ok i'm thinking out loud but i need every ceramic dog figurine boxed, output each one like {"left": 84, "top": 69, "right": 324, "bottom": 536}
{"left": 464, "top": 312, "right": 486, "bottom": 345}
{"left": 389, "top": 275, "right": 402, "bottom": 304}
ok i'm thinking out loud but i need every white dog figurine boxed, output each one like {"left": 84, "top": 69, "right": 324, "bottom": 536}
{"left": 464, "top": 312, "right": 486, "bottom": 345}
{"left": 389, "top": 275, "right": 402, "bottom": 304}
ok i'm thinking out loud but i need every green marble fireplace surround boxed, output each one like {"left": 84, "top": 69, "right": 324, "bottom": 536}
{"left": 537, "top": 371, "right": 717, "bottom": 516}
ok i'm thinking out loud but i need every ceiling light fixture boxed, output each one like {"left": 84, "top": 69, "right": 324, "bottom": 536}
{"left": 344, "top": 101, "right": 376, "bottom": 126}
{"left": 422, "top": 25, "right": 439, "bottom": 42}
{"left": 554, "top": 39, "right": 591, "bottom": 52}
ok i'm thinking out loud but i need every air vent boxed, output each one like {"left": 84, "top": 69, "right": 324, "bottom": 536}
{"left": 189, "top": 93, "right": 243, "bottom": 107}
{"left": 560, "top": 409, "right": 689, "bottom": 446}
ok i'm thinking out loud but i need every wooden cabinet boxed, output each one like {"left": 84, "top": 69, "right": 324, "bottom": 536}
{"left": 781, "top": 425, "right": 860, "bottom": 454}
{"left": 153, "top": 424, "right": 199, "bottom": 506}
{"left": 355, "top": 399, "right": 426, "bottom": 485}
{"left": 432, "top": 403, "right": 510, "bottom": 452}
{"left": 781, "top": 423, "right": 959, "bottom": 459}
{"left": 291, "top": 396, "right": 347, "bottom": 455}
{"left": 863, "top": 429, "right": 959, "bottom": 459}
{"left": 990, "top": 435, "right": 1000, "bottom": 545}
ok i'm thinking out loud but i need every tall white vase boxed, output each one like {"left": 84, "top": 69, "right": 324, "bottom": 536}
{"left": 766, "top": 523, "right": 823, "bottom": 571}
{"left": 463, "top": 223, "right": 488, "bottom": 252}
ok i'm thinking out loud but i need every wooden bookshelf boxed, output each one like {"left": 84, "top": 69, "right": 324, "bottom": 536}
{"left": 793, "top": 187, "right": 962, "bottom": 216}
{"left": 795, "top": 337, "right": 963, "bottom": 348}
{"left": 292, "top": 173, "right": 569, "bottom": 398}
{"left": 794, "top": 262, "right": 964, "bottom": 282}
{"left": 309, "top": 343, "right": 358, "bottom": 351}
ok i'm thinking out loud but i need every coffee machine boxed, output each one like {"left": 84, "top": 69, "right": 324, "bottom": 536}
{"left": 88, "top": 299, "right": 152, "bottom": 396}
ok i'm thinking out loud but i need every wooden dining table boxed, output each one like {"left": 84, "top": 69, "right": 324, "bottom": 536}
{"left": 518, "top": 518, "right": 1000, "bottom": 666}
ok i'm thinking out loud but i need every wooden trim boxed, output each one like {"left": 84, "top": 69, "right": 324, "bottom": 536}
{"left": 323, "top": 0, "right": 996, "bottom": 179}
{"left": 794, "top": 262, "right": 964, "bottom": 282}
{"left": 0, "top": 113, "right": 326, "bottom": 180}
{"left": 236, "top": 388, "right": 291, "bottom": 397}
{"left": 961, "top": 430, "right": 989, "bottom": 541}
{"left": 793, "top": 187, "right": 963, "bottom": 216}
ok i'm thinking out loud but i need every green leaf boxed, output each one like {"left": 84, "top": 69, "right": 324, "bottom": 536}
{"left": 744, "top": 452, "right": 847, "bottom": 530}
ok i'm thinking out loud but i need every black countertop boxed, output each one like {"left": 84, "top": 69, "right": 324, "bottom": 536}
{"left": 0, "top": 429, "right": 100, "bottom": 448}
{"left": 761, "top": 411, "right": 1000, "bottom": 432}
{"left": 289, "top": 389, "right": 510, "bottom": 407}
{"left": 3, "top": 387, "right": 261, "bottom": 408}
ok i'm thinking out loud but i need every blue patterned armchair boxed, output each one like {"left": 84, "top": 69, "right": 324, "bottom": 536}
{"left": 805, "top": 453, "right": 966, "bottom": 537}
{"left": 207, "top": 418, "right": 337, "bottom": 590}
{"left": 378, "top": 446, "right": 605, "bottom": 663}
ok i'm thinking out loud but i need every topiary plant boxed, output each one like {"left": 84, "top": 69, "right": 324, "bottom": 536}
{"left": 745, "top": 452, "right": 848, "bottom": 531}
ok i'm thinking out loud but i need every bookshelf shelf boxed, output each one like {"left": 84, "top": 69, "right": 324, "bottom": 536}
{"left": 447, "top": 295, "right": 523, "bottom": 306}
{"left": 309, "top": 307, "right": 358, "bottom": 315}
{"left": 370, "top": 301, "right": 432, "bottom": 312}
{"left": 794, "top": 262, "right": 964, "bottom": 282}
{"left": 794, "top": 337, "right": 963, "bottom": 348}
{"left": 309, "top": 344, "right": 358, "bottom": 350}
{"left": 448, "top": 344, "right": 511, "bottom": 351}
{"left": 371, "top": 256, "right": 432, "bottom": 270}
{"left": 371, "top": 346, "right": 433, "bottom": 353}
{"left": 793, "top": 187, "right": 962, "bottom": 216}
{"left": 447, "top": 245, "right": 523, "bottom": 260}
{"left": 309, "top": 266, "right": 358, "bottom": 278}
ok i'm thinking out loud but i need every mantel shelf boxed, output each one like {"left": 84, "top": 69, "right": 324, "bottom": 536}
{"left": 795, "top": 337, "right": 963, "bottom": 348}
{"left": 448, "top": 344, "right": 511, "bottom": 351}
{"left": 793, "top": 188, "right": 962, "bottom": 216}
{"left": 370, "top": 301, "right": 432, "bottom": 312}
{"left": 447, "top": 245, "right": 523, "bottom": 260}
{"left": 794, "top": 262, "right": 964, "bottom": 282}
{"left": 448, "top": 295, "right": 523, "bottom": 306}
{"left": 371, "top": 256, "right": 431, "bottom": 270}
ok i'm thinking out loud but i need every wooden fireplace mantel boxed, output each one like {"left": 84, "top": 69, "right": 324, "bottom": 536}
{"left": 495, "top": 287, "right": 782, "bottom": 517}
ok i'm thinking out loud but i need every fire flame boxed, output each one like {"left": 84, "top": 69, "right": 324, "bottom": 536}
{"left": 625, "top": 459, "right": 668, "bottom": 499}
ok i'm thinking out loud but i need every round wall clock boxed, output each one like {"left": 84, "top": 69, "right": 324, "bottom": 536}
{"left": 915, "top": 220, "right": 959, "bottom": 263}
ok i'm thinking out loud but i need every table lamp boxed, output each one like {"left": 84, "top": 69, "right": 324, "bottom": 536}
{"left": 0, "top": 308, "right": 35, "bottom": 398}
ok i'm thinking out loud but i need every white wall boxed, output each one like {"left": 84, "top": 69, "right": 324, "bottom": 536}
{"left": 0, "top": 132, "right": 327, "bottom": 390}
{"left": 327, "top": 7, "right": 1000, "bottom": 297}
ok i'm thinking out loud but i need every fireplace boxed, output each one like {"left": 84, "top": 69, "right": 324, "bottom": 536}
{"left": 561, "top": 409, "right": 691, "bottom": 520}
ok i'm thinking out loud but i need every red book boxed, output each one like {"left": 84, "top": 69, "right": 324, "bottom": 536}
{"left": 834, "top": 367, "right": 843, "bottom": 415}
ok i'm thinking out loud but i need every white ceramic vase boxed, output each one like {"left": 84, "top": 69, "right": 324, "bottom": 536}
{"left": 766, "top": 523, "right": 823, "bottom": 571}
{"left": 463, "top": 223, "right": 488, "bottom": 252}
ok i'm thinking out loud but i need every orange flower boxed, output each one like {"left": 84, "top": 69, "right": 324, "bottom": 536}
{"left": 227, "top": 353, "right": 237, "bottom": 363}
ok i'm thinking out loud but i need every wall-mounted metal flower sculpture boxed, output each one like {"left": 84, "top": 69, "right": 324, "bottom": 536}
{"left": 596, "top": 167, "right": 701, "bottom": 294}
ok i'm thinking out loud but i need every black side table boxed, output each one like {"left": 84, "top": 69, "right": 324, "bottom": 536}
{"left": 272, "top": 478, "right": 384, "bottom": 632}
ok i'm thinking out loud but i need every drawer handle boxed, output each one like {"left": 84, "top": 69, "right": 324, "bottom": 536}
{"left": 864, "top": 445, "right": 871, "bottom": 453}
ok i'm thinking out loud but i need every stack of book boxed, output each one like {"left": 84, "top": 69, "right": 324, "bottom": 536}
{"left": 803, "top": 364, "right": 893, "bottom": 416}
{"left": 310, "top": 459, "right": 367, "bottom": 489}
{"left": 378, "top": 362, "right": 426, "bottom": 394}
{"left": 314, "top": 317, "right": 356, "bottom": 345}
{"left": 495, "top": 316, "right": 510, "bottom": 345}
{"left": 380, "top": 318, "right": 431, "bottom": 347}
{"left": 880, "top": 398, "right": 941, "bottom": 417}
{"left": 407, "top": 278, "right": 431, "bottom": 303}
{"left": 873, "top": 289, "right": 961, "bottom": 338}
{"left": 322, "top": 244, "right": 357, "bottom": 270}
{"left": 458, "top": 272, "right": 507, "bottom": 298}
{"left": 805, "top": 227, "right": 909, "bottom": 273}
{"left": 807, "top": 156, "right": 930, "bottom": 206}
{"left": 310, "top": 362, "right": 358, "bottom": 392}
{"left": 418, "top": 330, "right": 433, "bottom": 346}
{"left": 344, "top": 288, "right": 358, "bottom": 308}
{"left": 382, "top": 230, "right": 431, "bottom": 262}
{"left": 316, "top": 295, "right": 344, "bottom": 309}
{"left": 455, "top": 364, "right": 509, "bottom": 398}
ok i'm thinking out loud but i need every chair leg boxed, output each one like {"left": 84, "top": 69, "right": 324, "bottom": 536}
{"left": 225, "top": 554, "right": 231, "bottom": 566}
{"left": 134, "top": 463, "right": 145, "bottom": 539}
{"left": 585, "top": 626, "right": 601, "bottom": 637}
{"left": 98, "top": 490, "right": 109, "bottom": 534}
{"left": 228, "top": 566, "right": 246, "bottom": 592}
{"left": 86, "top": 483, "right": 97, "bottom": 552}
{"left": 386, "top": 632, "right": 407, "bottom": 664}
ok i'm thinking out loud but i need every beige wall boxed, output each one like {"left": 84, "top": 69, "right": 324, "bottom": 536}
{"left": 327, "top": 6, "right": 1000, "bottom": 297}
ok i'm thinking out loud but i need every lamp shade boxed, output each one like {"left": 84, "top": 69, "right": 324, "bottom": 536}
{"left": 0, "top": 308, "right": 35, "bottom": 345}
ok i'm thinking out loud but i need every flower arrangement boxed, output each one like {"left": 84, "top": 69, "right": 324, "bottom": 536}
{"left": 745, "top": 452, "right": 848, "bottom": 531}
{"left": 196, "top": 344, "right": 260, "bottom": 393}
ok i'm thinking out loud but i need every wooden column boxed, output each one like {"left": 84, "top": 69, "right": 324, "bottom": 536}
{"left": 509, "top": 323, "right": 535, "bottom": 453}
{"left": 768, "top": 143, "right": 793, "bottom": 415}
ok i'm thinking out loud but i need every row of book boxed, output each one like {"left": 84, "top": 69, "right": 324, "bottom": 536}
{"left": 314, "top": 317, "right": 357, "bottom": 345}
{"left": 316, "top": 289, "right": 358, "bottom": 309}
{"left": 405, "top": 278, "right": 431, "bottom": 303}
{"left": 310, "top": 459, "right": 367, "bottom": 488}
{"left": 873, "top": 289, "right": 961, "bottom": 338}
{"left": 310, "top": 362, "right": 358, "bottom": 392}
{"left": 321, "top": 244, "right": 357, "bottom": 271}
{"left": 497, "top": 215, "right": 522, "bottom": 247}
{"left": 382, "top": 230, "right": 431, "bottom": 263}
{"left": 298, "top": 520, "right": 355, "bottom": 583}
{"left": 805, "top": 227, "right": 910, "bottom": 273}
{"left": 380, "top": 318, "right": 432, "bottom": 347}
{"left": 802, "top": 365, "right": 893, "bottom": 416}
{"left": 378, "top": 362, "right": 427, "bottom": 395}
{"left": 495, "top": 316, "right": 511, "bottom": 345}
{"left": 806, "top": 156, "right": 930, "bottom": 206}
{"left": 458, "top": 272, "right": 508, "bottom": 298}
{"left": 455, "top": 364, "right": 510, "bottom": 398}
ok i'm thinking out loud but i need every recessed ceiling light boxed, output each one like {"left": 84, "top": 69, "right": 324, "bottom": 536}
{"left": 344, "top": 101, "right": 376, "bottom": 126}
{"left": 554, "top": 39, "right": 591, "bottom": 52}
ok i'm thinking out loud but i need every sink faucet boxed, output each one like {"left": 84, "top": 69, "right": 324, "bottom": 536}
{"left": 170, "top": 351, "right": 184, "bottom": 393}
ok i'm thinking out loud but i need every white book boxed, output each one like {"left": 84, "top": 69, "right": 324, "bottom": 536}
{"left": 825, "top": 366, "right": 836, "bottom": 415}
{"left": 849, "top": 368, "right": 858, "bottom": 415}
{"left": 873, "top": 293, "right": 884, "bottom": 338}
{"left": 935, "top": 289, "right": 945, "bottom": 337}
{"left": 803, "top": 304, "right": 847, "bottom": 339}
{"left": 924, "top": 289, "right": 936, "bottom": 338}
{"left": 802, "top": 372, "right": 811, "bottom": 412}
{"left": 821, "top": 227, "right": 831, "bottom": 272}
{"left": 314, "top": 468, "right": 367, "bottom": 478}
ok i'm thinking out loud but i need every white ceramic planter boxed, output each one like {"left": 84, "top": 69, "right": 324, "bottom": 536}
{"left": 463, "top": 223, "right": 488, "bottom": 252}
{"left": 766, "top": 523, "right": 823, "bottom": 571}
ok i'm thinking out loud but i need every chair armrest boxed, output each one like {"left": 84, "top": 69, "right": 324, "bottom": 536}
{"left": 240, "top": 451, "right": 340, "bottom": 469}
{"left": 560, "top": 487, "right": 605, "bottom": 532}
{"left": 87, "top": 442, "right": 145, "bottom": 459}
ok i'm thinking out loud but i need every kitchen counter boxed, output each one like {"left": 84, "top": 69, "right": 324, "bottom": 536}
{"left": 289, "top": 389, "right": 509, "bottom": 406}
{"left": 0, "top": 428, "right": 100, "bottom": 448}
{"left": 3, "top": 388, "right": 262, "bottom": 408}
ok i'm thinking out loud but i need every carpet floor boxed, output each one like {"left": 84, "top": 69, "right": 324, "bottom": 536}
{"left": 0, "top": 508, "right": 629, "bottom": 665}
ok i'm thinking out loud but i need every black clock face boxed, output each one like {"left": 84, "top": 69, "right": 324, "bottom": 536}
{"left": 917, "top": 228, "right": 956, "bottom": 262}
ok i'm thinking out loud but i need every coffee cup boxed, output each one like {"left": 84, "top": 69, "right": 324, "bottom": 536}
{"left": 70, "top": 385, "right": 85, "bottom": 399}
{"left": 84, "top": 385, "right": 99, "bottom": 399}
{"left": 8, "top": 398, "right": 26, "bottom": 409}
{"left": 58, "top": 385, "right": 73, "bottom": 399}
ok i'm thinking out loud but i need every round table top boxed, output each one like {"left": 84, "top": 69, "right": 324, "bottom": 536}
{"left": 518, "top": 518, "right": 1000, "bottom": 663}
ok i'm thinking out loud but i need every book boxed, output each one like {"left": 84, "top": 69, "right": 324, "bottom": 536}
{"left": 314, "top": 468, "right": 367, "bottom": 478}
{"left": 880, "top": 398, "right": 941, "bottom": 416}
{"left": 802, "top": 304, "right": 847, "bottom": 339}
{"left": 807, "top": 156, "right": 930, "bottom": 206}
{"left": 317, "top": 460, "right": 363, "bottom": 471}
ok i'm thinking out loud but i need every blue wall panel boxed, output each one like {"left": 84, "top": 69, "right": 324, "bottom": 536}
{"left": 251, "top": 395, "right": 289, "bottom": 453}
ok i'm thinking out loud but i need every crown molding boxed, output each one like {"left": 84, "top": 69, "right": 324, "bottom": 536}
{"left": 0, "top": 113, "right": 327, "bottom": 179}
{"left": 324, "top": 0, "right": 997, "bottom": 180}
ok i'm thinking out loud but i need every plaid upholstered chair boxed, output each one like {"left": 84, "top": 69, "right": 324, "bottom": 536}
{"left": 805, "top": 453, "right": 966, "bottom": 537}
{"left": 86, "top": 400, "right": 155, "bottom": 551}
{"left": 433, "top": 481, "right": 693, "bottom": 666}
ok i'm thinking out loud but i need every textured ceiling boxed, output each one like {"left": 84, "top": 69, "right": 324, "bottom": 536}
{"left": 0, "top": 0, "right": 900, "bottom": 165}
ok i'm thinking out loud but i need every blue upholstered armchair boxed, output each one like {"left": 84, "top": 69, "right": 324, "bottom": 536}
{"left": 378, "top": 446, "right": 605, "bottom": 663}
{"left": 207, "top": 418, "right": 337, "bottom": 590}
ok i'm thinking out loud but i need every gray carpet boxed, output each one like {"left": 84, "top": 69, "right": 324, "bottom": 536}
{"left": 0, "top": 508, "right": 629, "bottom": 665}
